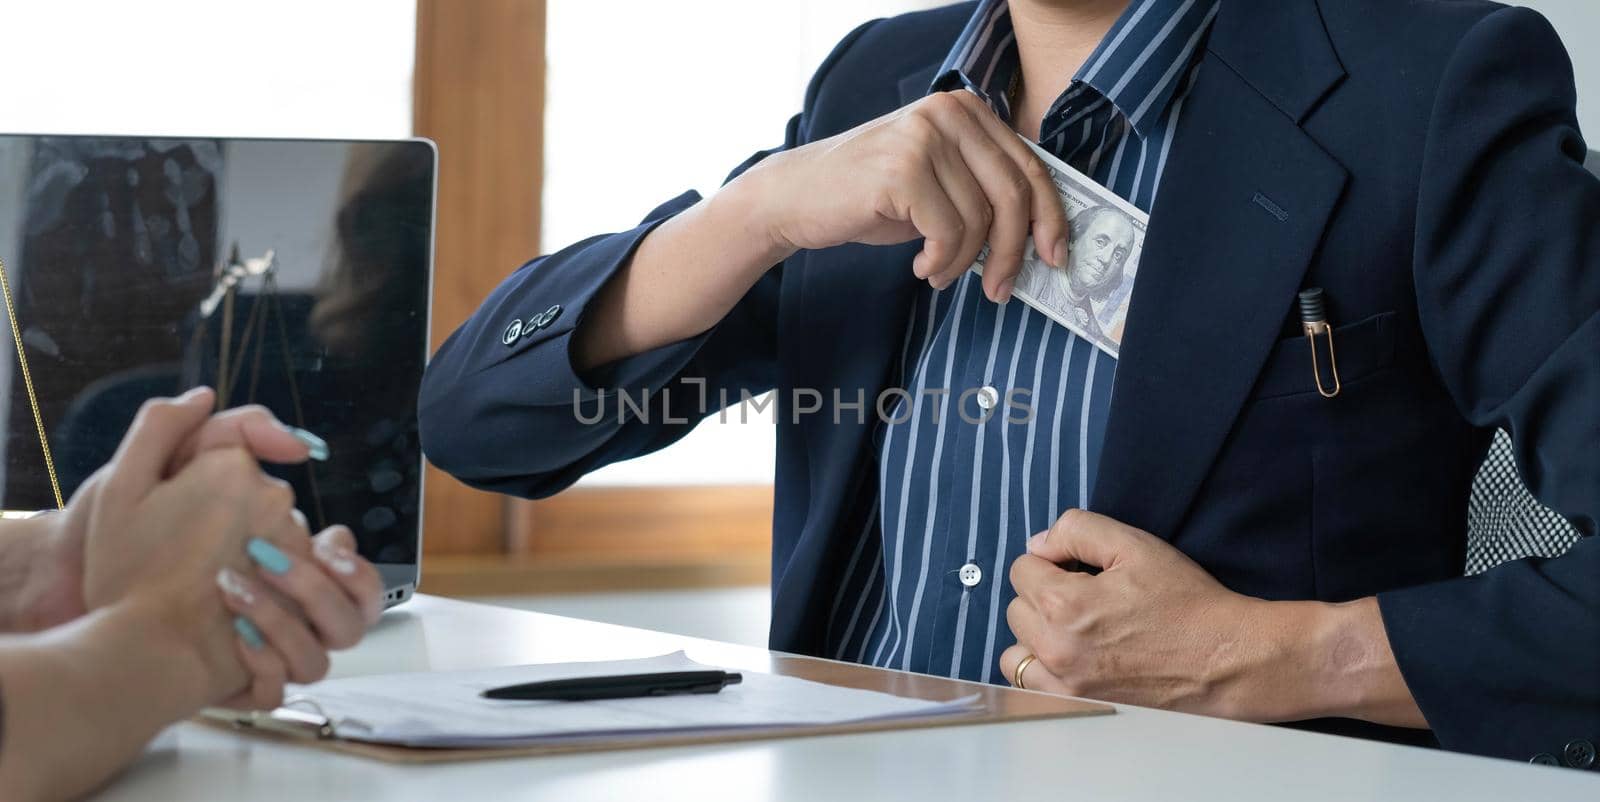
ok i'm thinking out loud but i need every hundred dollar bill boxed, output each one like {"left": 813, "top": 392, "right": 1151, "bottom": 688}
{"left": 972, "top": 135, "right": 1149, "bottom": 359}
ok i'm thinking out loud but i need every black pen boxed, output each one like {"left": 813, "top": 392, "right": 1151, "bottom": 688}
{"left": 481, "top": 670, "right": 743, "bottom": 701}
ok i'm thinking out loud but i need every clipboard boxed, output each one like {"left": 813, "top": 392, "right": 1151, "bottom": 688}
{"left": 197, "top": 652, "right": 1113, "bottom": 764}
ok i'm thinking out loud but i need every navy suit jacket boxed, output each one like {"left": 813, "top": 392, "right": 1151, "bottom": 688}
{"left": 421, "top": 0, "right": 1600, "bottom": 763}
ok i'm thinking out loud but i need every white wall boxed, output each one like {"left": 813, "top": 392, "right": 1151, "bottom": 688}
{"left": 0, "top": 0, "right": 416, "bottom": 139}
{"left": 1518, "top": 0, "right": 1599, "bottom": 138}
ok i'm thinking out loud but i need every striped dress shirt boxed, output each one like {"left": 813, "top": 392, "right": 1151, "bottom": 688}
{"left": 825, "top": 0, "right": 1221, "bottom": 684}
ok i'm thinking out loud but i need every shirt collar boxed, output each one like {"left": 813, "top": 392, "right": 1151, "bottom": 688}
{"left": 930, "top": 0, "right": 1221, "bottom": 139}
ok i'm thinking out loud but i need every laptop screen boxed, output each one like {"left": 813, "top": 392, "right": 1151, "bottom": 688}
{"left": 0, "top": 135, "right": 434, "bottom": 569}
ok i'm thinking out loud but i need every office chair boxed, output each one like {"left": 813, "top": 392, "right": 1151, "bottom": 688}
{"left": 1462, "top": 149, "right": 1599, "bottom": 573}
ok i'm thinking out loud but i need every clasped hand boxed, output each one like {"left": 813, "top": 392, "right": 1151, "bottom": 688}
{"left": 49, "top": 388, "right": 384, "bottom": 710}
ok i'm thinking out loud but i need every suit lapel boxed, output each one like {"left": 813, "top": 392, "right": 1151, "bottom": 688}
{"left": 772, "top": 63, "right": 943, "bottom": 628}
{"left": 1090, "top": 17, "right": 1349, "bottom": 539}
{"left": 785, "top": 59, "right": 945, "bottom": 527}
{"left": 790, "top": 65, "right": 943, "bottom": 476}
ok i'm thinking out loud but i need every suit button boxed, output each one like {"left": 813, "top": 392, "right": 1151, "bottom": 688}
{"left": 501, "top": 319, "right": 524, "bottom": 346}
{"left": 1563, "top": 739, "right": 1596, "bottom": 769}
{"left": 529, "top": 303, "right": 563, "bottom": 330}
{"left": 1530, "top": 753, "right": 1560, "bottom": 766}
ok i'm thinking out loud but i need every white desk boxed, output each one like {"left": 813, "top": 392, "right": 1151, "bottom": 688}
{"left": 97, "top": 595, "right": 1597, "bottom": 801}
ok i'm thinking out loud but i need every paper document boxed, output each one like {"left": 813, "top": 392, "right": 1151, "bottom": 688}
{"left": 972, "top": 135, "right": 1150, "bottom": 358}
{"left": 284, "top": 652, "right": 980, "bottom": 748}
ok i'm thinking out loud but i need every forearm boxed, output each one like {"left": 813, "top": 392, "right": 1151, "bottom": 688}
{"left": 420, "top": 176, "right": 789, "bottom": 490}
{"left": 0, "top": 603, "right": 212, "bottom": 801}
{"left": 572, "top": 169, "right": 792, "bottom": 371}
{"left": 1226, "top": 597, "right": 1426, "bottom": 727}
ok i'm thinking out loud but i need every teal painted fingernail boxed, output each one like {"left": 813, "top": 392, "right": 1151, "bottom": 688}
{"left": 234, "top": 616, "right": 264, "bottom": 649}
{"left": 247, "top": 538, "right": 293, "bottom": 575}
{"left": 287, "top": 427, "right": 330, "bottom": 461}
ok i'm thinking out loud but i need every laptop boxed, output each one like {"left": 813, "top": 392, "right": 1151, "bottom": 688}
{"left": 0, "top": 134, "right": 436, "bottom": 607}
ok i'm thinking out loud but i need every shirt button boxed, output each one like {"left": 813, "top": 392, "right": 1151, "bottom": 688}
{"left": 1563, "top": 738, "right": 1596, "bottom": 769}
{"left": 958, "top": 562, "right": 983, "bottom": 587}
{"left": 975, "top": 386, "right": 999, "bottom": 411}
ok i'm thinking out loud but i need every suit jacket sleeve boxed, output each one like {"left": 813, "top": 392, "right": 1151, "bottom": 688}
{"left": 1376, "top": 6, "right": 1600, "bottom": 763}
{"left": 417, "top": 20, "right": 881, "bottom": 499}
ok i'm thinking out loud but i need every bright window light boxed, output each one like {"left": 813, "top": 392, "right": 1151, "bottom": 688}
{"left": 0, "top": 0, "right": 415, "bottom": 139}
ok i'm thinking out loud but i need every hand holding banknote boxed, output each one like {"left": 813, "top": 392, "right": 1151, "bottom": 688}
{"left": 571, "top": 88, "right": 1079, "bottom": 369}
{"left": 751, "top": 87, "right": 1147, "bottom": 356}
{"left": 574, "top": 89, "right": 1123, "bottom": 370}
{"left": 749, "top": 89, "right": 1071, "bottom": 303}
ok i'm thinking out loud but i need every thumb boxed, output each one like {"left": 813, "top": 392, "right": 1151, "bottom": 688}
{"left": 102, "top": 387, "right": 217, "bottom": 502}
{"left": 1026, "top": 509, "right": 1142, "bottom": 571}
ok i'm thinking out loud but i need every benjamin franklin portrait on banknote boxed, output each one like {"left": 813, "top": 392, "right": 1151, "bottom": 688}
{"left": 1014, "top": 204, "right": 1139, "bottom": 347}
{"left": 971, "top": 136, "right": 1149, "bottom": 358}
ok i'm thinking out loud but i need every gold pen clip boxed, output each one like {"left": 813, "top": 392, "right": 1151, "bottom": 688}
{"left": 1298, "top": 288, "right": 1341, "bottom": 399}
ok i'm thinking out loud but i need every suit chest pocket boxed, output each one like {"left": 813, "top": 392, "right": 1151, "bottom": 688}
{"left": 1247, "top": 311, "right": 1398, "bottom": 401}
